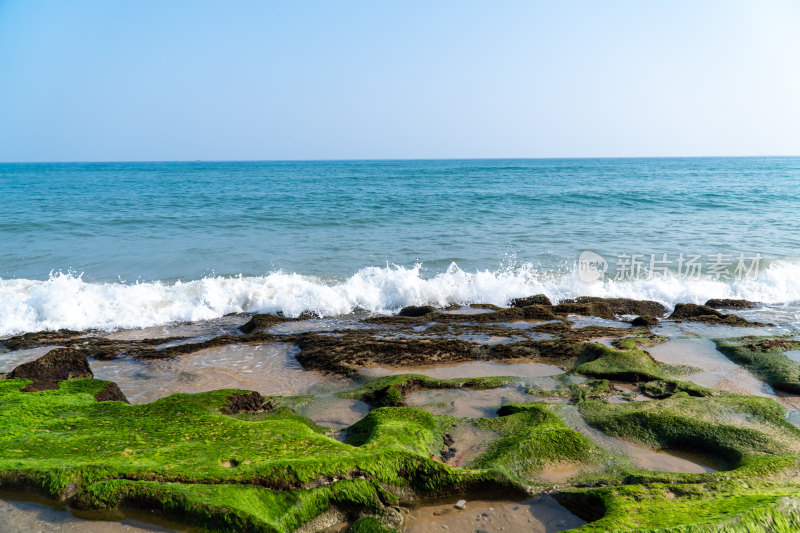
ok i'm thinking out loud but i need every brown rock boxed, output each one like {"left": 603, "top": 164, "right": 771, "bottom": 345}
{"left": 10, "top": 348, "right": 93, "bottom": 391}
{"left": 510, "top": 294, "right": 553, "bottom": 307}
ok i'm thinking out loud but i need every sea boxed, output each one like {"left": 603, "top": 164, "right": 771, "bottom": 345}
{"left": 2, "top": 156, "right": 800, "bottom": 336}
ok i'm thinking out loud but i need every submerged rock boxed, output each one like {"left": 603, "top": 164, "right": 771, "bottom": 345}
{"left": 510, "top": 294, "right": 552, "bottom": 307}
{"left": 10, "top": 348, "right": 93, "bottom": 391}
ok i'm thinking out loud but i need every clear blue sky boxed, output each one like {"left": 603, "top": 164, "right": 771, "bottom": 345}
{"left": 1, "top": 0, "right": 799, "bottom": 161}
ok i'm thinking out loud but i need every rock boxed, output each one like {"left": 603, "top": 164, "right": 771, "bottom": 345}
{"left": 554, "top": 302, "right": 616, "bottom": 320}
{"left": 298, "top": 310, "right": 321, "bottom": 320}
{"left": 398, "top": 305, "right": 436, "bottom": 317}
{"left": 510, "top": 294, "right": 552, "bottom": 307}
{"left": 668, "top": 303, "right": 757, "bottom": 326}
{"left": 10, "top": 348, "right": 93, "bottom": 391}
{"left": 239, "top": 313, "right": 290, "bottom": 334}
{"left": 631, "top": 315, "right": 659, "bottom": 327}
{"left": 561, "top": 297, "right": 667, "bottom": 317}
{"left": 521, "top": 304, "right": 560, "bottom": 320}
{"left": 222, "top": 391, "right": 274, "bottom": 415}
{"left": 455, "top": 499, "right": 467, "bottom": 510}
{"left": 704, "top": 298, "right": 756, "bottom": 309}
{"left": 94, "top": 381, "right": 129, "bottom": 403}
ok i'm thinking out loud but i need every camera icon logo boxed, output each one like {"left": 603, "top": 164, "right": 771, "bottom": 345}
{"left": 578, "top": 251, "right": 607, "bottom": 283}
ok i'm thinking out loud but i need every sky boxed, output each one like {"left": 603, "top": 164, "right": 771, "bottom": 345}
{"left": 1, "top": 0, "right": 799, "bottom": 161}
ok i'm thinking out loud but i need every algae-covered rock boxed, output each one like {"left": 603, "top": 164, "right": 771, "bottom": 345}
{"left": 561, "top": 297, "right": 667, "bottom": 318}
{"left": 554, "top": 302, "right": 616, "bottom": 320}
{"left": 222, "top": 391, "right": 274, "bottom": 414}
{"left": 94, "top": 381, "right": 129, "bottom": 403}
{"left": 510, "top": 294, "right": 552, "bottom": 307}
{"left": 239, "top": 313, "right": 291, "bottom": 333}
{"left": 398, "top": 305, "right": 436, "bottom": 317}
{"left": 631, "top": 315, "right": 658, "bottom": 327}
{"left": 668, "top": 303, "right": 758, "bottom": 325}
{"left": 705, "top": 298, "right": 757, "bottom": 309}
{"left": 10, "top": 347, "right": 93, "bottom": 391}
{"left": 715, "top": 338, "right": 800, "bottom": 394}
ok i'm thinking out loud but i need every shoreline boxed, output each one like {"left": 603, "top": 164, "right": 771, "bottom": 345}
{"left": 2, "top": 296, "right": 800, "bottom": 531}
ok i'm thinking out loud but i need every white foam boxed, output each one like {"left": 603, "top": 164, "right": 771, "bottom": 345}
{"left": 3, "top": 260, "right": 800, "bottom": 336}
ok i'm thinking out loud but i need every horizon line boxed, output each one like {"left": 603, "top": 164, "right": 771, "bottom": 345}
{"left": 1, "top": 154, "right": 799, "bottom": 164}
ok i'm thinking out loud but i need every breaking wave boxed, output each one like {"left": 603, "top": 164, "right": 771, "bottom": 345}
{"left": 3, "top": 259, "right": 800, "bottom": 336}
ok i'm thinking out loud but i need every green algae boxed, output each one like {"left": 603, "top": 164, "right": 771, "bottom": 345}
{"left": 580, "top": 392, "right": 800, "bottom": 467}
{"left": 715, "top": 338, "right": 800, "bottom": 394}
{"left": 469, "top": 403, "right": 611, "bottom": 481}
{"left": 4, "top": 350, "right": 800, "bottom": 531}
{"left": 575, "top": 343, "right": 693, "bottom": 382}
{"left": 0, "top": 376, "right": 490, "bottom": 531}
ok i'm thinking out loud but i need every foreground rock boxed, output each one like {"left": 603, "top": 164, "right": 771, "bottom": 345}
{"left": 10, "top": 348, "right": 93, "bottom": 391}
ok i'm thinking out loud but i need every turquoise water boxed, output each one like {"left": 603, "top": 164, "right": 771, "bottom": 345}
{"left": 2, "top": 157, "right": 800, "bottom": 334}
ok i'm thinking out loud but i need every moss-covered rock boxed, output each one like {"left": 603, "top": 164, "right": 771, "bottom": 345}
{"left": 716, "top": 338, "right": 800, "bottom": 394}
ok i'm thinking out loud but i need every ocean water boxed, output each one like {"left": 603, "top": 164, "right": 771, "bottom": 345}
{"left": 2, "top": 157, "right": 800, "bottom": 335}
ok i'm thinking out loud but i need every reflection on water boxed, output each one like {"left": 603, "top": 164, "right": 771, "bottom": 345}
{"left": 92, "top": 343, "right": 352, "bottom": 404}
{"left": 297, "top": 396, "right": 370, "bottom": 429}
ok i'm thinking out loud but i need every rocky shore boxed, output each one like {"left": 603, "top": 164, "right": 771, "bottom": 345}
{"left": 1, "top": 296, "right": 800, "bottom": 532}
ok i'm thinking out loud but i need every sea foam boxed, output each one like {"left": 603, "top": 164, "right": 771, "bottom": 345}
{"left": 2, "top": 260, "right": 800, "bottom": 336}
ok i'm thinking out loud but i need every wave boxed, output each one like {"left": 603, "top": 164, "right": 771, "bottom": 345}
{"left": 3, "top": 260, "right": 800, "bottom": 336}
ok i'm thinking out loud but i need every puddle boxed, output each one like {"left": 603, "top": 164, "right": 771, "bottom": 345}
{"left": 568, "top": 315, "right": 632, "bottom": 329}
{"left": 405, "top": 385, "right": 531, "bottom": 418}
{"left": 0, "top": 346, "right": 61, "bottom": 372}
{"left": 647, "top": 338, "right": 776, "bottom": 398}
{"left": 0, "top": 492, "right": 190, "bottom": 533}
{"left": 267, "top": 317, "right": 376, "bottom": 335}
{"left": 92, "top": 343, "right": 352, "bottom": 404}
{"left": 360, "top": 360, "right": 565, "bottom": 380}
{"left": 653, "top": 321, "right": 787, "bottom": 340}
{"left": 440, "top": 307, "right": 496, "bottom": 315}
{"left": 402, "top": 494, "right": 586, "bottom": 532}
{"left": 502, "top": 320, "right": 561, "bottom": 330}
{"left": 297, "top": 396, "right": 370, "bottom": 429}
{"left": 442, "top": 424, "right": 501, "bottom": 468}
{"left": 784, "top": 350, "right": 800, "bottom": 362}
{"left": 455, "top": 334, "right": 528, "bottom": 345}
{"left": 557, "top": 405, "right": 720, "bottom": 474}
{"left": 102, "top": 316, "right": 246, "bottom": 341}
